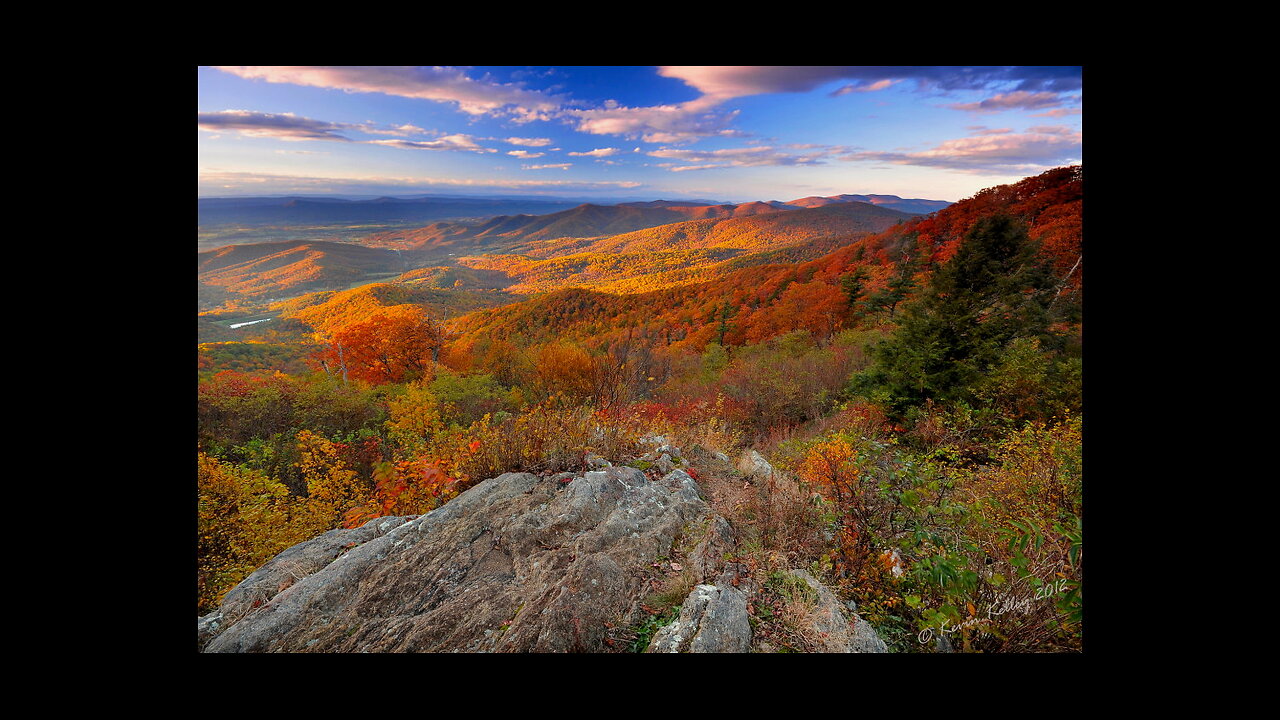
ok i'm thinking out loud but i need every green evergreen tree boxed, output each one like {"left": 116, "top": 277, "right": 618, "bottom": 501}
{"left": 715, "top": 302, "right": 736, "bottom": 346}
{"left": 863, "top": 250, "right": 919, "bottom": 318}
{"left": 839, "top": 267, "right": 870, "bottom": 320}
{"left": 857, "top": 214, "right": 1056, "bottom": 414}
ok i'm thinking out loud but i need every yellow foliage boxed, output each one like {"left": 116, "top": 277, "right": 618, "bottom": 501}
{"left": 294, "top": 429, "right": 371, "bottom": 522}
{"left": 385, "top": 382, "right": 450, "bottom": 454}
{"left": 968, "top": 416, "right": 1082, "bottom": 528}
{"left": 197, "top": 452, "right": 330, "bottom": 614}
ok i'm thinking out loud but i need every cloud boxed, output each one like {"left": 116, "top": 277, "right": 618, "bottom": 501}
{"left": 198, "top": 110, "right": 356, "bottom": 142}
{"left": 567, "top": 102, "right": 743, "bottom": 143}
{"left": 200, "top": 110, "right": 497, "bottom": 153}
{"left": 668, "top": 164, "right": 727, "bottom": 172}
{"left": 658, "top": 66, "right": 1082, "bottom": 98}
{"left": 359, "top": 123, "right": 429, "bottom": 137}
{"left": 841, "top": 126, "right": 1081, "bottom": 174}
{"left": 948, "top": 91, "right": 1069, "bottom": 113}
{"left": 830, "top": 79, "right": 897, "bottom": 96}
{"left": 508, "top": 150, "right": 546, "bottom": 159}
{"left": 647, "top": 144, "right": 841, "bottom": 170}
{"left": 966, "top": 126, "right": 1014, "bottom": 136}
{"left": 197, "top": 168, "right": 642, "bottom": 194}
{"left": 367, "top": 134, "right": 496, "bottom": 153}
{"left": 1032, "top": 107, "right": 1083, "bottom": 118}
{"left": 569, "top": 66, "right": 1081, "bottom": 143}
{"left": 522, "top": 163, "right": 572, "bottom": 170}
{"left": 568, "top": 148, "right": 620, "bottom": 157}
{"left": 213, "top": 66, "right": 564, "bottom": 121}
{"left": 504, "top": 137, "right": 554, "bottom": 147}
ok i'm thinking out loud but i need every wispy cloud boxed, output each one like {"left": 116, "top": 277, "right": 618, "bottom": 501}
{"left": 198, "top": 168, "right": 642, "bottom": 194}
{"left": 830, "top": 79, "right": 897, "bottom": 95}
{"left": 568, "top": 148, "right": 620, "bottom": 158}
{"left": 213, "top": 66, "right": 565, "bottom": 121}
{"left": 198, "top": 110, "right": 356, "bottom": 142}
{"left": 504, "top": 137, "right": 555, "bottom": 147}
{"left": 568, "top": 66, "right": 1081, "bottom": 144}
{"left": 1032, "top": 107, "right": 1083, "bottom": 118}
{"left": 567, "top": 102, "right": 743, "bottom": 143}
{"left": 948, "top": 91, "right": 1070, "bottom": 113}
{"left": 523, "top": 163, "right": 572, "bottom": 170}
{"left": 367, "top": 135, "right": 496, "bottom": 153}
{"left": 659, "top": 66, "right": 1082, "bottom": 97}
{"left": 841, "top": 126, "right": 1081, "bottom": 174}
{"left": 508, "top": 150, "right": 546, "bottom": 159}
{"left": 648, "top": 144, "right": 843, "bottom": 170}
{"left": 360, "top": 123, "right": 429, "bottom": 137}
{"left": 199, "top": 110, "right": 496, "bottom": 153}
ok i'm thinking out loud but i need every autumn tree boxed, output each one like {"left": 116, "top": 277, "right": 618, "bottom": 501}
{"left": 318, "top": 306, "right": 446, "bottom": 385}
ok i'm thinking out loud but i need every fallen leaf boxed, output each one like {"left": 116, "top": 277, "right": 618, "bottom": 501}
{"left": 670, "top": 562, "right": 683, "bottom": 572}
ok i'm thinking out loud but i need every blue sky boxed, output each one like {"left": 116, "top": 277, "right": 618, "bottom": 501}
{"left": 198, "top": 66, "right": 1082, "bottom": 203}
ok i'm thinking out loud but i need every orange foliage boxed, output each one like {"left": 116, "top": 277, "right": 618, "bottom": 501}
{"left": 318, "top": 305, "right": 445, "bottom": 385}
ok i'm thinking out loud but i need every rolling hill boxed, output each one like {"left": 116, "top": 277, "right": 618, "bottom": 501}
{"left": 198, "top": 240, "right": 407, "bottom": 307}
{"left": 197, "top": 192, "right": 944, "bottom": 311}
{"left": 446, "top": 167, "right": 1082, "bottom": 352}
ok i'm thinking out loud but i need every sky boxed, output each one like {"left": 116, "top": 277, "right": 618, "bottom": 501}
{"left": 198, "top": 66, "right": 1082, "bottom": 204}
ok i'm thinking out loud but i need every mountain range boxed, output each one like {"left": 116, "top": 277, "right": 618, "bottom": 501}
{"left": 198, "top": 198, "right": 920, "bottom": 308}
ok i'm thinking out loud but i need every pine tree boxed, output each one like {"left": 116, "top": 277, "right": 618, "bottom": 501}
{"left": 860, "top": 214, "right": 1056, "bottom": 414}
{"left": 839, "top": 267, "right": 870, "bottom": 321}
{"left": 863, "top": 250, "right": 919, "bottom": 318}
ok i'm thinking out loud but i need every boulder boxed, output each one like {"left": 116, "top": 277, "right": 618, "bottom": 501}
{"left": 202, "top": 466, "right": 711, "bottom": 653}
{"left": 736, "top": 449, "right": 776, "bottom": 481}
{"left": 646, "top": 583, "right": 751, "bottom": 653}
{"left": 784, "top": 569, "right": 888, "bottom": 653}
{"left": 653, "top": 453, "right": 675, "bottom": 474}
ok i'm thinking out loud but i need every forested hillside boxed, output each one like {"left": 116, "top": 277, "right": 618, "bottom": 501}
{"left": 198, "top": 167, "right": 1082, "bottom": 652}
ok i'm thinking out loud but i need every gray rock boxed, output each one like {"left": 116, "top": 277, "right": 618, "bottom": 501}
{"left": 201, "top": 466, "right": 716, "bottom": 653}
{"left": 654, "top": 453, "right": 675, "bottom": 475}
{"left": 784, "top": 569, "right": 888, "bottom": 653}
{"left": 686, "top": 514, "right": 734, "bottom": 582}
{"left": 646, "top": 583, "right": 751, "bottom": 653}
{"left": 736, "top": 449, "right": 775, "bottom": 481}
{"left": 585, "top": 454, "right": 612, "bottom": 469}
{"left": 213, "top": 514, "right": 417, "bottom": 632}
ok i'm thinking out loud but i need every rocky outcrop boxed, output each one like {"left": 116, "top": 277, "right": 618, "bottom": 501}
{"left": 647, "top": 583, "right": 750, "bottom": 653}
{"left": 202, "top": 466, "right": 720, "bottom": 653}
{"left": 199, "top": 452, "right": 889, "bottom": 654}
{"left": 784, "top": 569, "right": 888, "bottom": 653}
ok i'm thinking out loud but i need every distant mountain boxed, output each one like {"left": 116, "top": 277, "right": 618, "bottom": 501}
{"left": 198, "top": 195, "right": 588, "bottom": 228}
{"left": 201, "top": 200, "right": 918, "bottom": 309}
{"left": 449, "top": 201, "right": 914, "bottom": 296}
{"left": 358, "top": 201, "right": 793, "bottom": 256}
{"left": 616, "top": 199, "right": 726, "bottom": 208}
{"left": 514, "top": 201, "right": 915, "bottom": 258}
{"left": 783, "top": 194, "right": 951, "bottom": 215}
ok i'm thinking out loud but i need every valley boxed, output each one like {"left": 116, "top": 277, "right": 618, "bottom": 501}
{"left": 199, "top": 167, "right": 1083, "bottom": 653}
